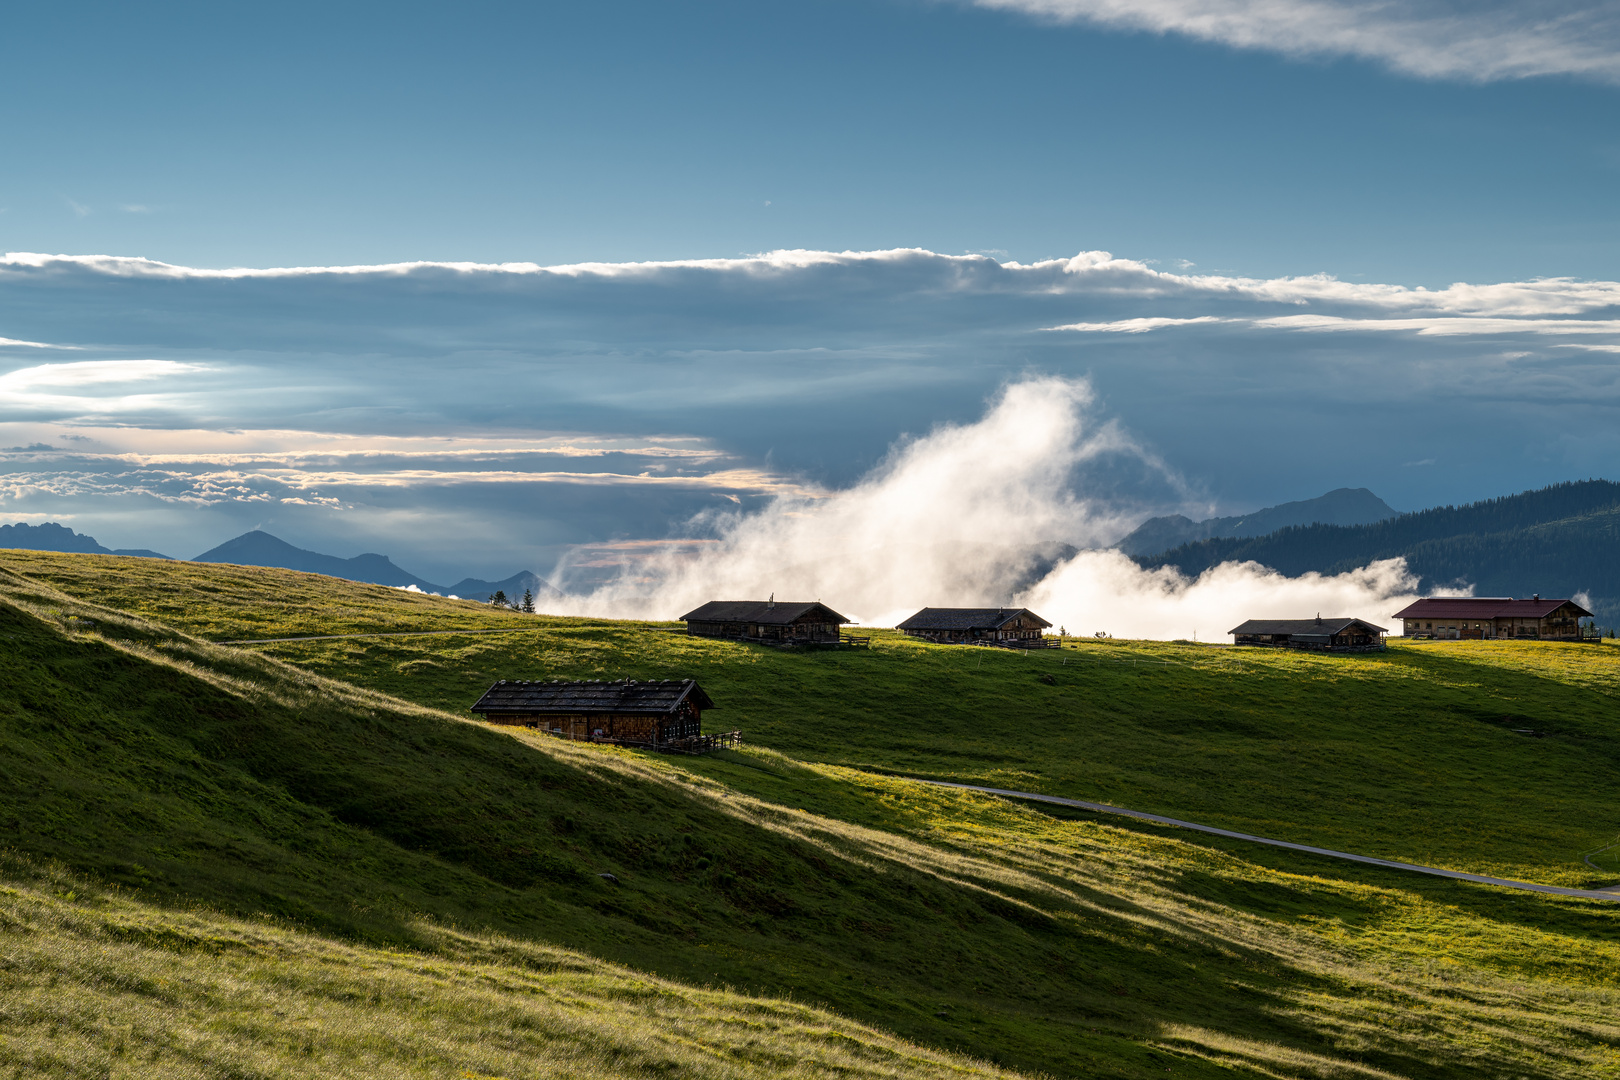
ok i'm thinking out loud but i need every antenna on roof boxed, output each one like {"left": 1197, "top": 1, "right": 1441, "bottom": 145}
{"left": 1316, "top": 612, "right": 1321, "bottom": 624}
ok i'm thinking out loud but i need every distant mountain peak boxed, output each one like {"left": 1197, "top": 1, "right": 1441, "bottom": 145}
{"left": 1117, "top": 488, "right": 1399, "bottom": 557}
{"left": 0, "top": 521, "right": 171, "bottom": 560}
{"left": 193, "top": 531, "right": 448, "bottom": 593}
{"left": 192, "top": 529, "right": 556, "bottom": 602}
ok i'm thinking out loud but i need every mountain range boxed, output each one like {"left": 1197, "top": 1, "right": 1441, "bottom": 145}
{"left": 1138, "top": 479, "right": 1620, "bottom": 620}
{"left": 8, "top": 479, "right": 1618, "bottom": 616}
{"left": 0, "top": 522, "right": 172, "bottom": 560}
{"left": 190, "top": 532, "right": 558, "bottom": 604}
{"left": 1116, "top": 487, "right": 1400, "bottom": 556}
{"left": 0, "top": 524, "right": 556, "bottom": 605}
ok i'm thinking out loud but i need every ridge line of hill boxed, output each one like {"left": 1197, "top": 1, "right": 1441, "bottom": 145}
{"left": 0, "top": 521, "right": 557, "bottom": 604}
{"left": 914, "top": 779, "right": 1620, "bottom": 901}
{"left": 1136, "top": 479, "right": 1620, "bottom": 618}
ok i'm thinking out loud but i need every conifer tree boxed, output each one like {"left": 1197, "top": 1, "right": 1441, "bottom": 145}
{"left": 521, "top": 588, "right": 535, "bottom": 613}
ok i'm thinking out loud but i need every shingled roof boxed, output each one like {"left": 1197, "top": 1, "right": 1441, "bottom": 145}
{"left": 679, "top": 600, "right": 848, "bottom": 626}
{"left": 895, "top": 607, "right": 1051, "bottom": 631}
{"left": 1228, "top": 617, "right": 1386, "bottom": 637}
{"left": 470, "top": 679, "right": 715, "bottom": 716}
{"left": 1392, "top": 597, "right": 1592, "bottom": 620}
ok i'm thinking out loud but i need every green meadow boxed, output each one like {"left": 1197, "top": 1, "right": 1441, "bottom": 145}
{"left": 3, "top": 550, "right": 1620, "bottom": 1078}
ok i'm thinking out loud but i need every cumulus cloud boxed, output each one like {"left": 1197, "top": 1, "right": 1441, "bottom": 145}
{"left": 553, "top": 377, "right": 1422, "bottom": 637}
{"left": 970, "top": 0, "right": 1620, "bottom": 84}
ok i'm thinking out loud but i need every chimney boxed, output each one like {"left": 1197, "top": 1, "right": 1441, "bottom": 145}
{"left": 1533, "top": 593, "right": 1539, "bottom": 601}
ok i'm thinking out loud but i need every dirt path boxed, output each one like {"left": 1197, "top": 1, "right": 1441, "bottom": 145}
{"left": 913, "top": 779, "right": 1620, "bottom": 902}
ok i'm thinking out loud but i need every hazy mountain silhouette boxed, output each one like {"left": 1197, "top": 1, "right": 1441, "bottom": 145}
{"left": 193, "top": 531, "right": 447, "bottom": 592}
{"left": 191, "top": 530, "right": 560, "bottom": 603}
{"left": 0, "top": 522, "right": 171, "bottom": 560}
{"left": 1118, "top": 488, "right": 1399, "bottom": 557}
{"left": 1138, "top": 480, "right": 1620, "bottom": 620}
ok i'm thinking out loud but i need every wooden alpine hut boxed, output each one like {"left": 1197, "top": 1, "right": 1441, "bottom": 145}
{"left": 469, "top": 678, "right": 737, "bottom": 752}
{"left": 895, "top": 607, "right": 1053, "bottom": 647}
{"left": 680, "top": 599, "right": 850, "bottom": 645}
{"left": 1228, "top": 616, "right": 1386, "bottom": 651}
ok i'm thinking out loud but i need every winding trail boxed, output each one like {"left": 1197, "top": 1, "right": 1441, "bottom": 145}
{"left": 912, "top": 779, "right": 1620, "bottom": 902}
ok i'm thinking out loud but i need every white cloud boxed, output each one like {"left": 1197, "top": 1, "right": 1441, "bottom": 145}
{"left": 9, "top": 247, "right": 1615, "bottom": 317}
{"left": 970, "top": 0, "right": 1620, "bottom": 84}
{"left": 1046, "top": 316, "right": 1237, "bottom": 332}
{"left": 0, "top": 359, "right": 204, "bottom": 390}
{"left": 553, "top": 377, "right": 1421, "bottom": 637}
{"left": 0, "top": 336, "right": 78, "bottom": 350}
{"left": 1049, "top": 313, "right": 1620, "bottom": 338}
{"left": 0, "top": 360, "right": 212, "bottom": 421}
{"left": 1, "top": 244, "right": 1616, "bottom": 583}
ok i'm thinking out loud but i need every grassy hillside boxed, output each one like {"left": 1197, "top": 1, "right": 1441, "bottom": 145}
{"left": 21, "top": 550, "right": 1612, "bottom": 887}
{"left": 1138, "top": 480, "right": 1620, "bottom": 618}
{"left": 6, "top": 551, "right": 1620, "bottom": 1078}
{"left": 0, "top": 857, "right": 1020, "bottom": 1080}
{"left": 277, "top": 629, "right": 1620, "bottom": 886}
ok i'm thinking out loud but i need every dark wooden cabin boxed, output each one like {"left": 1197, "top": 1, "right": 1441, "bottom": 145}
{"left": 895, "top": 607, "right": 1053, "bottom": 647}
{"left": 680, "top": 599, "right": 849, "bottom": 644}
{"left": 469, "top": 678, "right": 729, "bottom": 751}
{"left": 1393, "top": 596, "right": 1595, "bottom": 640}
{"left": 1228, "top": 616, "right": 1386, "bottom": 651}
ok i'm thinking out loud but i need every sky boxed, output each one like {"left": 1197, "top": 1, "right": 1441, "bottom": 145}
{"left": 2, "top": 0, "right": 1618, "bottom": 628}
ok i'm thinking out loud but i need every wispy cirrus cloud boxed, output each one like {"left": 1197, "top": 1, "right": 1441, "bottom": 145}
{"left": 0, "top": 336, "right": 79, "bottom": 350}
{"left": 969, "top": 0, "right": 1620, "bottom": 84}
{"left": 1048, "top": 313, "right": 1620, "bottom": 337}
{"left": 0, "top": 360, "right": 210, "bottom": 416}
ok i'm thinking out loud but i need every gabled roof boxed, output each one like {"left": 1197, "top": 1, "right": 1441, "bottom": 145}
{"left": 471, "top": 679, "right": 715, "bottom": 715}
{"left": 1392, "top": 597, "right": 1592, "bottom": 620}
{"left": 895, "top": 607, "right": 1052, "bottom": 631}
{"left": 1228, "top": 617, "right": 1386, "bottom": 637}
{"left": 679, "top": 600, "right": 848, "bottom": 626}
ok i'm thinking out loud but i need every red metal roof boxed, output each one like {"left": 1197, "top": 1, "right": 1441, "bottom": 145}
{"left": 1392, "top": 597, "right": 1592, "bottom": 620}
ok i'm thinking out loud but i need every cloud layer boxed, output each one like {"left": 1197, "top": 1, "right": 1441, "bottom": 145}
{"left": 972, "top": 0, "right": 1620, "bottom": 83}
{"left": 1, "top": 246, "right": 1616, "bottom": 585}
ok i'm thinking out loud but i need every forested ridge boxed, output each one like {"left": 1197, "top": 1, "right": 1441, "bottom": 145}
{"left": 1137, "top": 480, "right": 1620, "bottom": 617}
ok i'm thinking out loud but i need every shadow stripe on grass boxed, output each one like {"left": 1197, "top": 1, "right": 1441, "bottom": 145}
{"left": 913, "top": 779, "right": 1620, "bottom": 902}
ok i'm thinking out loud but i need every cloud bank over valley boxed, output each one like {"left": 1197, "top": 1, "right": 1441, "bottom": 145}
{"left": 1, "top": 246, "right": 1615, "bottom": 620}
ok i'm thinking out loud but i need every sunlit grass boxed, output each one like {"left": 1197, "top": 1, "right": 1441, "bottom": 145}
{"left": 0, "top": 860, "right": 1024, "bottom": 1080}
{"left": 6, "top": 551, "right": 1620, "bottom": 1079}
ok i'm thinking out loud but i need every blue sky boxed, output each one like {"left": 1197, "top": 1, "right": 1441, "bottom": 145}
{"left": 2, "top": 0, "right": 1619, "bottom": 597}
{"left": 6, "top": 0, "right": 1618, "bottom": 281}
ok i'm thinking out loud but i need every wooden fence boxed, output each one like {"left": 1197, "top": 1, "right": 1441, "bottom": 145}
{"left": 545, "top": 729, "right": 743, "bottom": 755}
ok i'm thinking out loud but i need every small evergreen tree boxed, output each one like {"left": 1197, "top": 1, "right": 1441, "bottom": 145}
{"left": 489, "top": 589, "right": 508, "bottom": 607}
{"left": 521, "top": 588, "right": 535, "bottom": 613}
